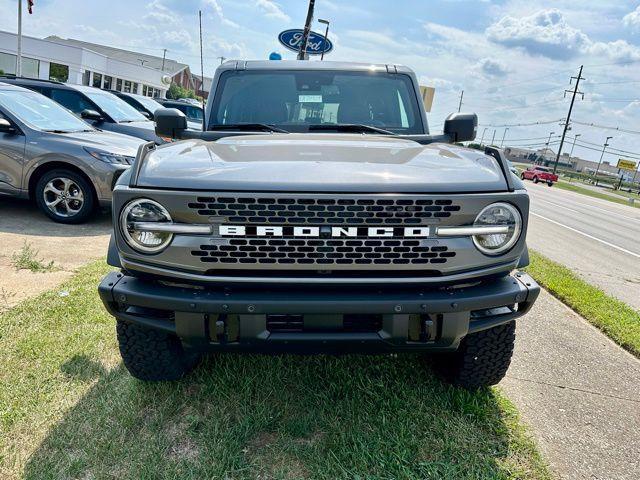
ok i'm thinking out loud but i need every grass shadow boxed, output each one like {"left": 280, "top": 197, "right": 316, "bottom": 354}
{"left": 23, "top": 353, "right": 547, "bottom": 480}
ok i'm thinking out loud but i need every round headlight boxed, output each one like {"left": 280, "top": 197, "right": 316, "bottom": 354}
{"left": 120, "top": 199, "right": 173, "bottom": 253}
{"left": 472, "top": 202, "right": 522, "bottom": 255}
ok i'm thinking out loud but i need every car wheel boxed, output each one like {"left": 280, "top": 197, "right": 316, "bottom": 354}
{"left": 429, "top": 321, "right": 516, "bottom": 389}
{"left": 116, "top": 320, "right": 202, "bottom": 381}
{"left": 533, "top": 176, "right": 539, "bottom": 184}
{"left": 547, "top": 181, "right": 553, "bottom": 187}
{"left": 520, "top": 173, "right": 526, "bottom": 180}
{"left": 35, "top": 169, "right": 95, "bottom": 224}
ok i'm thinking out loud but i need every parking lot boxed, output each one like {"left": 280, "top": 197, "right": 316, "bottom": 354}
{"left": 0, "top": 198, "right": 110, "bottom": 310}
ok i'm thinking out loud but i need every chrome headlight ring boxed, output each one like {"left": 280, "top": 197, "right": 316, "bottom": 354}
{"left": 120, "top": 198, "right": 173, "bottom": 254}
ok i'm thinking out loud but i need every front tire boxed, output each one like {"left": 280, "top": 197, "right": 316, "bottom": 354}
{"left": 533, "top": 176, "right": 539, "bottom": 184}
{"left": 116, "top": 320, "right": 201, "bottom": 381}
{"left": 520, "top": 173, "right": 526, "bottom": 180}
{"left": 35, "top": 169, "right": 95, "bottom": 224}
{"left": 431, "top": 321, "right": 516, "bottom": 389}
{"left": 547, "top": 181, "right": 553, "bottom": 187}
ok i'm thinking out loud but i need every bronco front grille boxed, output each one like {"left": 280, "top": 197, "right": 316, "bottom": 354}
{"left": 191, "top": 239, "right": 456, "bottom": 266}
{"left": 188, "top": 196, "right": 461, "bottom": 225}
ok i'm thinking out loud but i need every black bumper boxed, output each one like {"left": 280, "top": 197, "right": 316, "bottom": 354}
{"left": 98, "top": 271, "right": 539, "bottom": 353}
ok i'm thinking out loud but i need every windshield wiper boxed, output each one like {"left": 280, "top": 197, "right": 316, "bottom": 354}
{"left": 309, "top": 124, "right": 396, "bottom": 135}
{"left": 45, "top": 129, "right": 73, "bottom": 134}
{"left": 210, "top": 123, "right": 289, "bottom": 133}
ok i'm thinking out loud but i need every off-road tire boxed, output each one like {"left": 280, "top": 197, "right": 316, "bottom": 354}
{"left": 431, "top": 321, "right": 516, "bottom": 389}
{"left": 533, "top": 176, "right": 539, "bottom": 184}
{"left": 116, "top": 320, "right": 201, "bottom": 381}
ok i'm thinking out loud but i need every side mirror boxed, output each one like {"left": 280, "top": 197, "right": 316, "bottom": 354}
{"left": 0, "top": 118, "right": 16, "bottom": 134}
{"left": 155, "top": 108, "right": 188, "bottom": 139}
{"left": 80, "top": 109, "right": 103, "bottom": 122}
{"left": 443, "top": 113, "right": 478, "bottom": 143}
{"left": 141, "top": 111, "right": 153, "bottom": 120}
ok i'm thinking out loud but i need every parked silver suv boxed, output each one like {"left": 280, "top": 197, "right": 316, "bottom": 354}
{"left": 0, "top": 82, "right": 144, "bottom": 223}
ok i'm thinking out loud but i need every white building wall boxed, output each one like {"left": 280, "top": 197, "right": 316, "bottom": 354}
{"left": 0, "top": 30, "right": 167, "bottom": 97}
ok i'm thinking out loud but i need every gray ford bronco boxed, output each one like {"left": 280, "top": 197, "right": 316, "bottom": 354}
{"left": 99, "top": 61, "right": 539, "bottom": 389}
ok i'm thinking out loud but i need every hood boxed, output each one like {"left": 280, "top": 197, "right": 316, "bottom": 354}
{"left": 46, "top": 129, "right": 145, "bottom": 155}
{"left": 136, "top": 133, "right": 509, "bottom": 193}
{"left": 105, "top": 120, "right": 162, "bottom": 143}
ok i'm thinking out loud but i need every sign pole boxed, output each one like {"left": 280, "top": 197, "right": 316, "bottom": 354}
{"left": 297, "top": 0, "right": 315, "bottom": 60}
{"left": 16, "top": 0, "right": 23, "bottom": 77}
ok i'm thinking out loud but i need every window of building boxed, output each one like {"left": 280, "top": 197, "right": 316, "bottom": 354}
{"left": 142, "top": 85, "right": 148, "bottom": 96}
{"left": 116, "top": 78, "right": 123, "bottom": 91}
{"left": 49, "top": 63, "right": 69, "bottom": 82}
{"left": 82, "top": 70, "right": 91, "bottom": 86}
{"left": 0, "top": 52, "right": 39, "bottom": 77}
{"left": 132, "top": 82, "right": 139, "bottom": 94}
{"left": 103, "top": 76, "right": 113, "bottom": 90}
{"left": 123, "top": 80, "right": 132, "bottom": 93}
{"left": 92, "top": 72, "right": 102, "bottom": 88}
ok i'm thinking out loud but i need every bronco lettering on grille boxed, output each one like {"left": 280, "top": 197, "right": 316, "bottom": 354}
{"left": 219, "top": 226, "right": 431, "bottom": 238}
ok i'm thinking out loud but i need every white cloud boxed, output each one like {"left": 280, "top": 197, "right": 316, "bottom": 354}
{"left": 473, "top": 58, "right": 510, "bottom": 77}
{"left": 255, "top": 0, "right": 290, "bottom": 22}
{"left": 204, "top": 0, "right": 239, "bottom": 28}
{"left": 623, "top": 6, "right": 640, "bottom": 30}
{"left": 486, "top": 9, "right": 589, "bottom": 59}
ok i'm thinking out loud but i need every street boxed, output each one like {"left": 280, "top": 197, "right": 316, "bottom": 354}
{"left": 525, "top": 181, "right": 640, "bottom": 310}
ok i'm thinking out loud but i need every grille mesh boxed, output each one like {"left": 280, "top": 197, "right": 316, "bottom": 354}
{"left": 191, "top": 239, "right": 456, "bottom": 266}
{"left": 188, "top": 196, "right": 461, "bottom": 225}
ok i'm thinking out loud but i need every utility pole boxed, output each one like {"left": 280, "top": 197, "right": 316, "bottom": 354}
{"left": 161, "top": 48, "right": 167, "bottom": 71}
{"left": 297, "top": 0, "right": 316, "bottom": 60}
{"left": 544, "top": 131, "right": 555, "bottom": 165}
{"left": 593, "top": 136, "right": 613, "bottom": 186}
{"left": 457, "top": 90, "right": 464, "bottom": 112}
{"left": 479, "top": 127, "right": 488, "bottom": 147}
{"left": 217, "top": 56, "right": 226, "bottom": 65}
{"left": 16, "top": 0, "right": 22, "bottom": 76}
{"left": 490, "top": 129, "right": 496, "bottom": 146}
{"left": 569, "top": 133, "right": 581, "bottom": 159}
{"left": 552, "top": 65, "right": 585, "bottom": 174}
{"left": 319, "top": 19, "right": 330, "bottom": 61}
{"left": 500, "top": 127, "right": 509, "bottom": 148}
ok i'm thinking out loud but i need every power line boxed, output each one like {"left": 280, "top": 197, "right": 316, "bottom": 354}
{"left": 478, "top": 119, "right": 564, "bottom": 128}
{"left": 571, "top": 120, "right": 640, "bottom": 136}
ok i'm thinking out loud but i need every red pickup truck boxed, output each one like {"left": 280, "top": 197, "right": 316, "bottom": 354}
{"left": 521, "top": 166, "right": 558, "bottom": 186}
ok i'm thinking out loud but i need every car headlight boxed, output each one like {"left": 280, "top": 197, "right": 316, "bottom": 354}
{"left": 85, "top": 147, "right": 134, "bottom": 165}
{"left": 120, "top": 199, "right": 173, "bottom": 253}
{"left": 472, "top": 202, "right": 522, "bottom": 255}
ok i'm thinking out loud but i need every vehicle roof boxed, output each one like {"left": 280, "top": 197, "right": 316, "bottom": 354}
{"left": 0, "top": 76, "right": 72, "bottom": 89}
{"left": 0, "top": 81, "right": 34, "bottom": 92}
{"left": 219, "top": 60, "right": 415, "bottom": 74}
{"left": 160, "top": 99, "right": 202, "bottom": 107}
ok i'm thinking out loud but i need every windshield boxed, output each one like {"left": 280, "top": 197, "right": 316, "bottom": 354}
{"left": 210, "top": 70, "right": 424, "bottom": 134}
{"left": 134, "top": 95, "right": 164, "bottom": 113}
{"left": 83, "top": 90, "right": 148, "bottom": 123}
{"left": 0, "top": 90, "right": 94, "bottom": 133}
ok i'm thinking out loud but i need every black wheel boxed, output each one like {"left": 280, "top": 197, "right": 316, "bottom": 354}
{"left": 533, "top": 176, "right": 539, "bottom": 184}
{"left": 520, "top": 173, "right": 526, "bottom": 180}
{"left": 430, "top": 321, "right": 516, "bottom": 390}
{"left": 116, "top": 320, "right": 201, "bottom": 381}
{"left": 35, "top": 169, "right": 95, "bottom": 224}
{"left": 547, "top": 181, "right": 553, "bottom": 187}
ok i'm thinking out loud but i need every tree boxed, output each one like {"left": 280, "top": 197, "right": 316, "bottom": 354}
{"left": 166, "top": 83, "right": 199, "bottom": 100}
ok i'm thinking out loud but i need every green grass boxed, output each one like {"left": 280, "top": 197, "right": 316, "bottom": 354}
{"left": 0, "top": 261, "right": 551, "bottom": 480}
{"left": 527, "top": 251, "right": 640, "bottom": 357}
{"left": 553, "top": 181, "right": 640, "bottom": 209}
{"left": 10, "top": 242, "right": 58, "bottom": 273}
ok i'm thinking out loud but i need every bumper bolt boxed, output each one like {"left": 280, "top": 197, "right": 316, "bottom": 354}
{"left": 394, "top": 305, "right": 402, "bottom": 313}
{"left": 451, "top": 302, "right": 458, "bottom": 309}
{"left": 247, "top": 304, "right": 256, "bottom": 313}
{"left": 118, "top": 294, "right": 127, "bottom": 302}
{"left": 421, "top": 304, "right": 427, "bottom": 311}
{"left": 189, "top": 303, "right": 196, "bottom": 309}
{"left": 222, "top": 304, "right": 229, "bottom": 310}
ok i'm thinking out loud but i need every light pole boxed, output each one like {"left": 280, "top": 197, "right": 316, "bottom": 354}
{"left": 479, "top": 127, "right": 488, "bottom": 147}
{"left": 544, "top": 131, "right": 555, "bottom": 165}
{"left": 490, "top": 129, "right": 496, "bottom": 146}
{"left": 319, "top": 19, "right": 330, "bottom": 61}
{"left": 500, "top": 127, "right": 509, "bottom": 148}
{"left": 594, "top": 136, "right": 613, "bottom": 186}
{"left": 569, "top": 133, "right": 581, "bottom": 159}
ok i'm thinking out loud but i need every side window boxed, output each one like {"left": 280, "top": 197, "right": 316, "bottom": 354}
{"left": 187, "top": 106, "right": 203, "bottom": 121}
{"left": 50, "top": 89, "right": 95, "bottom": 114}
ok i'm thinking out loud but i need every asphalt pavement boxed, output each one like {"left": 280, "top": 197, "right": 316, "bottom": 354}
{"left": 524, "top": 181, "right": 640, "bottom": 310}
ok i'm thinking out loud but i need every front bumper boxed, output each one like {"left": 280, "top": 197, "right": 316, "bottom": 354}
{"left": 98, "top": 271, "right": 539, "bottom": 353}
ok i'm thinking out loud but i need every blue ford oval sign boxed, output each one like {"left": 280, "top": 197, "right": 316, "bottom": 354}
{"left": 278, "top": 29, "right": 333, "bottom": 56}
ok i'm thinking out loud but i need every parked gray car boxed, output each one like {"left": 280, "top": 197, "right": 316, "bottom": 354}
{"left": 0, "top": 82, "right": 144, "bottom": 223}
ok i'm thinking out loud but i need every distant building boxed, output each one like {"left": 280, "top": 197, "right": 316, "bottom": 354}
{"left": 0, "top": 31, "right": 208, "bottom": 98}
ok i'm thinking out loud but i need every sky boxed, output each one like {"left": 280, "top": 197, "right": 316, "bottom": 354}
{"left": 1, "top": 0, "right": 640, "bottom": 166}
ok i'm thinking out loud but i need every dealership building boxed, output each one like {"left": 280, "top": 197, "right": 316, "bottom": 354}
{"left": 0, "top": 30, "right": 205, "bottom": 98}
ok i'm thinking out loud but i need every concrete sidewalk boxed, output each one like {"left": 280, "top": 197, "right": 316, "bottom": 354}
{"left": 501, "top": 290, "right": 640, "bottom": 480}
